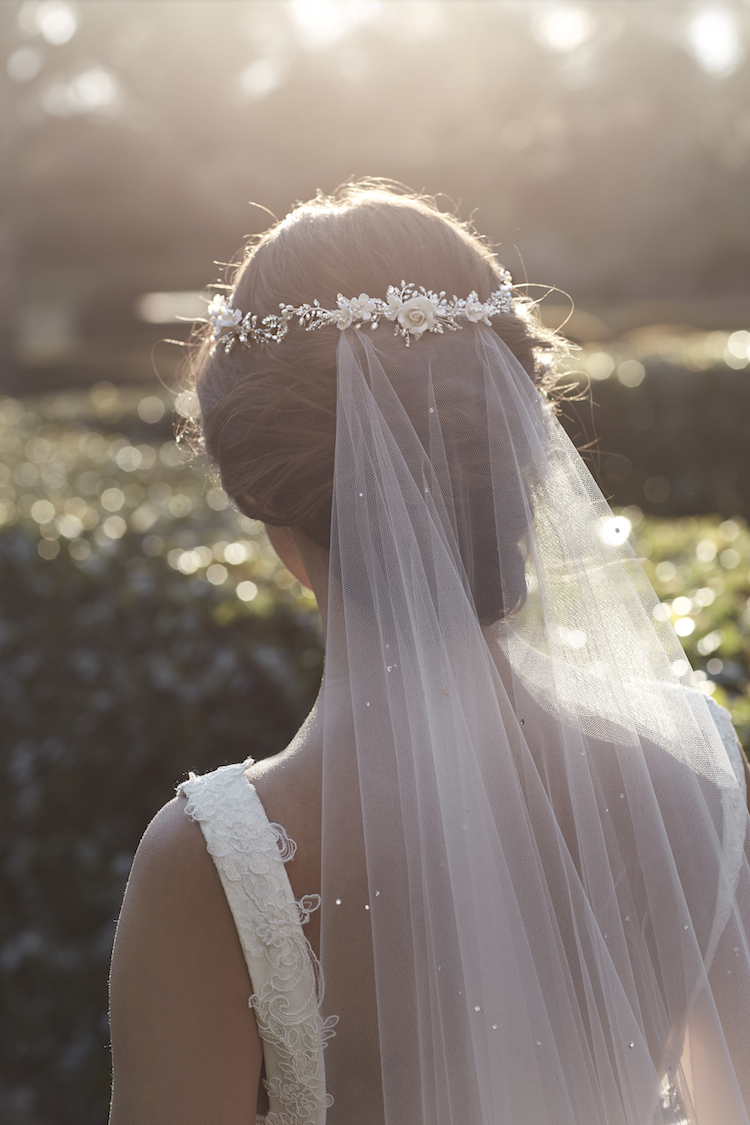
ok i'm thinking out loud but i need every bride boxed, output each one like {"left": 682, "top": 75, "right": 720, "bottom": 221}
{"left": 108, "top": 182, "right": 750, "bottom": 1124}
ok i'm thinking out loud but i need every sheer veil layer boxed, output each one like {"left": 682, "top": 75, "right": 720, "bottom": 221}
{"left": 318, "top": 325, "right": 750, "bottom": 1125}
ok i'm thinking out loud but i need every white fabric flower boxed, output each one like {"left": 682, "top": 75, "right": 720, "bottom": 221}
{"left": 464, "top": 292, "right": 491, "bottom": 324}
{"left": 385, "top": 291, "right": 403, "bottom": 321}
{"left": 334, "top": 295, "right": 355, "bottom": 330}
{"left": 397, "top": 295, "right": 437, "bottom": 336}
{"left": 349, "top": 293, "right": 376, "bottom": 321}
{"left": 334, "top": 307, "right": 353, "bottom": 330}
{"left": 206, "top": 294, "right": 242, "bottom": 338}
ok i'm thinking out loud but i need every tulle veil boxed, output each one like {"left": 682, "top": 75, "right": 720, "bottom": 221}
{"left": 314, "top": 322, "right": 750, "bottom": 1124}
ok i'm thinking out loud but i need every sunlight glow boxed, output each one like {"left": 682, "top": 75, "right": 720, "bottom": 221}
{"left": 560, "top": 627, "right": 587, "bottom": 650}
{"left": 41, "top": 66, "right": 117, "bottom": 116}
{"left": 697, "top": 631, "right": 724, "bottom": 656}
{"left": 288, "top": 0, "right": 382, "bottom": 49}
{"left": 727, "top": 330, "right": 750, "bottom": 360}
{"left": 532, "top": 5, "right": 595, "bottom": 53}
{"left": 586, "top": 351, "right": 615, "bottom": 381}
{"left": 67, "top": 66, "right": 117, "bottom": 110}
{"left": 19, "top": 1, "right": 79, "bottom": 46}
{"left": 601, "top": 516, "right": 632, "bottom": 547}
{"left": 137, "top": 397, "right": 167, "bottom": 425}
{"left": 135, "top": 292, "right": 207, "bottom": 324}
{"left": 617, "top": 360, "right": 646, "bottom": 388}
{"left": 7, "top": 46, "right": 43, "bottom": 83}
{"left": 174, "top": 393, "right": 197, "bottom": 420}
{"left": 240, "top": 57, "right": 285, "bottom": 99}
{"left": 686, "top": 7, "right": 745, "bottom": 77}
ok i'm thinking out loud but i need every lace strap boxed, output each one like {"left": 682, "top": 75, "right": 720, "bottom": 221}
{"left": 178, "top": 761, "right": 334, "bottom": 1124}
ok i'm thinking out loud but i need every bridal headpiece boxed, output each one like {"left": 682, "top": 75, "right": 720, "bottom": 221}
{"left": 204, "top": 273, "right": 514, "bottom": 350}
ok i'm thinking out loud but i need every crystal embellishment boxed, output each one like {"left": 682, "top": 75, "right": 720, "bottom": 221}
{"left": 204, "top": 276, "right": 514, "bottom": 351}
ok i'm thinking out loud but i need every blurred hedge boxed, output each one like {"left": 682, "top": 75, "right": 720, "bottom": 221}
{"left": 632, "top": 509, "right": 750, "bottom": 748}
{"left": 0, "top": 387, "right": 324, "bottom": 1124}
{"left": 0, "top": 526, "right": 323, "bottom": 1124}
{"left": 0, "top": 383, "right": 749, "bottom": 1124}
{"left": 566, "top": 332, "right": 750, "bottom": 518}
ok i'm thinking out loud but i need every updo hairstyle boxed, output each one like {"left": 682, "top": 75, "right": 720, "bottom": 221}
{"left": 190, "top": 181, "right": 563, "bottom": 622}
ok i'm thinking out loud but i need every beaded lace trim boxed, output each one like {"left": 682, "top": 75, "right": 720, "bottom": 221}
{"left": 178, "top": 760, "right": 336, "bottom": 1125}
{"left": 204, "top": 275, "right": 513, "bottom": 350}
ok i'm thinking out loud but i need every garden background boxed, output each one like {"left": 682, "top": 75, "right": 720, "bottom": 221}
{"left": 2, "top": 2, "right": 750, "bottom": 1122}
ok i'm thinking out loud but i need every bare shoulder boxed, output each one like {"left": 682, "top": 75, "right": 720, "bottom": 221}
{"left": 112, "top": 795, "right": 227, "bottom": 954}
{"left": 109, "top": 795, "right": 264, "bottom": 1125}
{"left": 129, "top": 793, "right": 207, "bottom": 876}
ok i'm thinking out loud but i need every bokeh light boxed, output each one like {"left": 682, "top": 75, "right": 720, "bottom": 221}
{"left": 7, "top": 44, "right": 43, "bottom": 81}
{"left": 240, "top": 56, "right": 286, "bottom": 99}
{"left": 288, "top": 0, "right": 382, "bottom": 49}
{"left": 532, "top": 4, "right": 595, "bottom": 53}
{"left": 19, "top": 0, "right": 78, "bottom": 45}
{"left": 686, "top": 5, "right": 745, "bottom": 76}
{"left": 600, "top": 515, "right": 632, "bottom": 546}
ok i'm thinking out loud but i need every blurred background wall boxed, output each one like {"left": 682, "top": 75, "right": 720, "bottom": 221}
{"left": 2, "top": 0, "right": 750, "bottom": 385}
{"left": 3, "top": 0, "right": 750, "bottom": 512}
{"left": 2, "top": 2, "right": 750, "bottom": 1122}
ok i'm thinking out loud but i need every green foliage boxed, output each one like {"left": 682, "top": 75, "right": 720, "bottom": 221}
{"left": 632, "top": 509, "right": 750, "bottom": 750}
{"left": 0, "top": 388, "right": 323, "bottom": 1124}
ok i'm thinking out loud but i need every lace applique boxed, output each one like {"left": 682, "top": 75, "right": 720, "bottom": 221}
{"left": 178, "top": 760, "right": 336, "bottom": 1125}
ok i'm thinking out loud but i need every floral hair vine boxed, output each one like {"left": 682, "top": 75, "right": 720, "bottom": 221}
{"left": 203, "top": 274, "right": 514, "bottom": 351}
